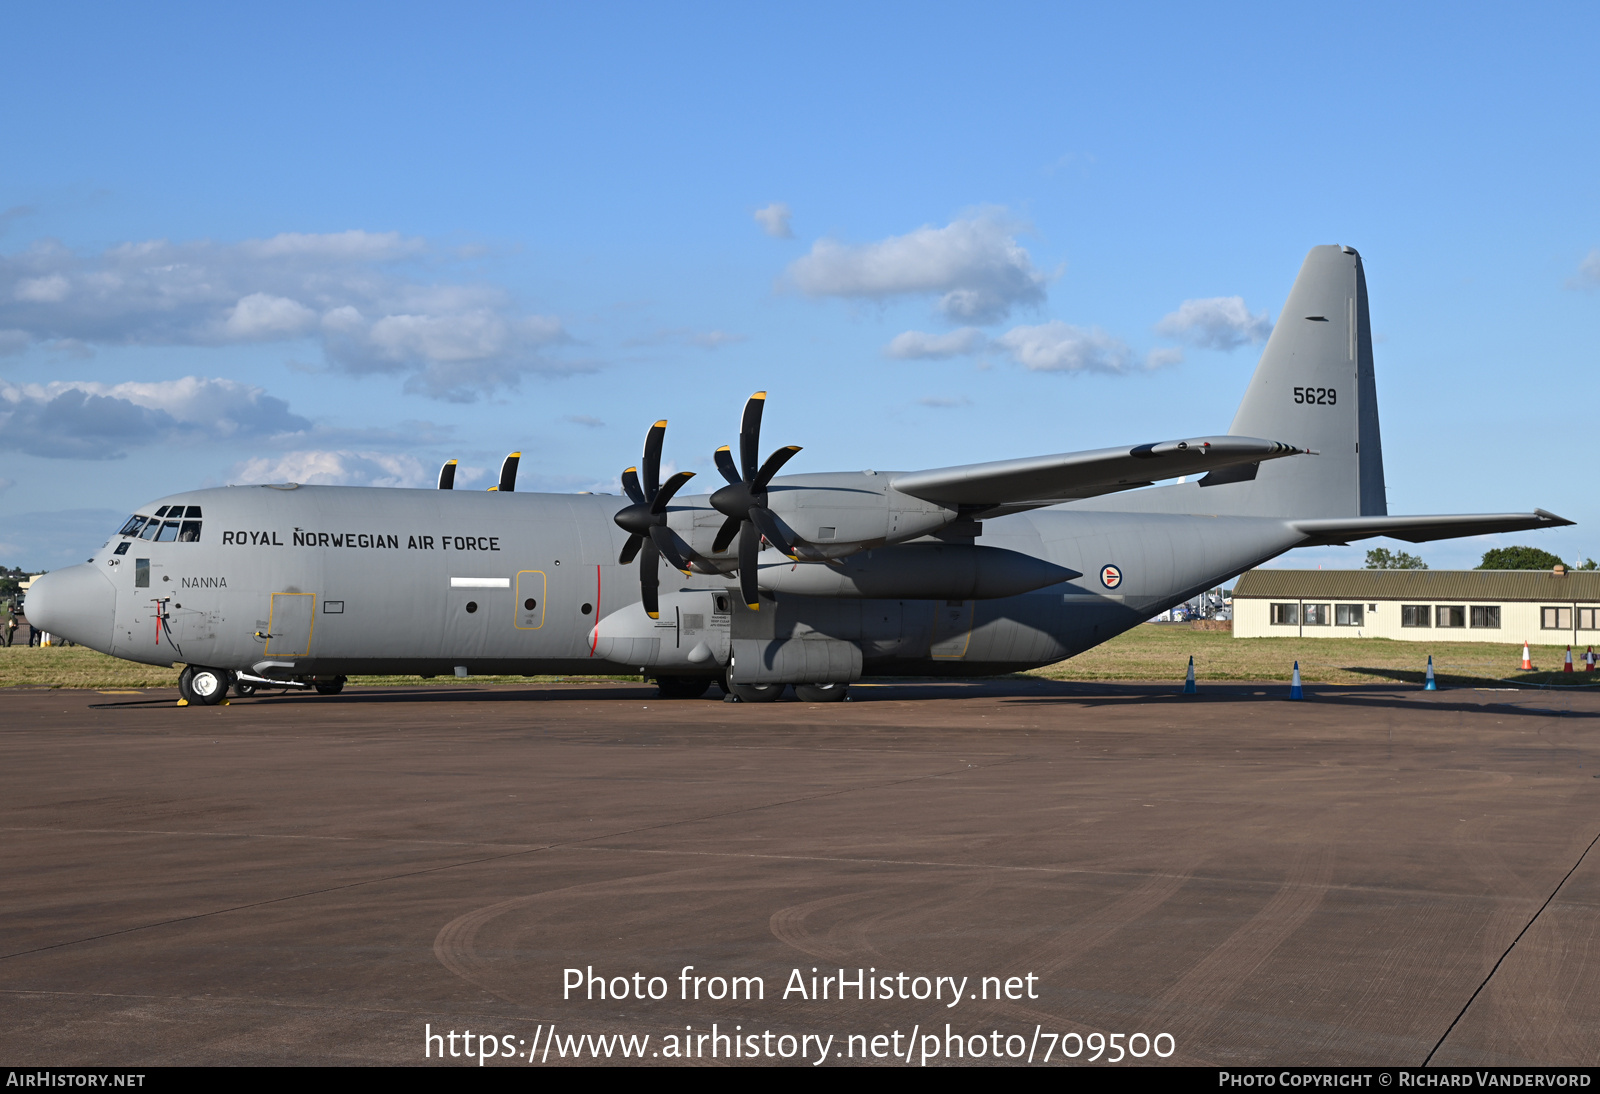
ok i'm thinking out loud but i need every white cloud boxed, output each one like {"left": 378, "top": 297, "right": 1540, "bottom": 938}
{"left": 565, "top": 414, "right": 604, "bottom": 427}
{"left": 883, "top": 327, "right": 986, "bottom": 360}
{"left": 223, "top": 292, "right": 318, "bottom": 339}
{"left": 991, "top": 321, "right": 1131, "bottom": 373}
{"left": 0, "top": 377, "right": 309, "bottom": 459}
{"left": 1154, "top": 296, "right": 1273, "bottom": 351}
{"left": 0, "top": 230, "right": 571, "bottom": 400}
{"left": 1145, "top": 346, "right": 1185, "bottom": 369}
{"left": 786, "top": 210, "right": 1051, "bottom": 323}
{"left": 1572, "top": 249, "right": 1600, "bottom": 288}
{"left": 754, "top": 203, "right": 793, "bottom": 239}
{"left": 229, "top": 450, "right": 436, "bottom": 489}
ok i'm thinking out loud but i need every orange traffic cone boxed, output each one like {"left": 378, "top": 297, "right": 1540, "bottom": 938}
{"left": 1520, "top": 642, "right": 1533, "bottom": 671}
{"left": 1564, "top": 646, "right": 1574, "bottom": 673}
{"left": 1586, "top": 646, "right": 1596, "bottom": 672}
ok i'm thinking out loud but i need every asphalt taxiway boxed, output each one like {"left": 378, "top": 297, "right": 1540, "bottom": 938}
{"left": 2, "top": 679, "right": 1597, "bottom": 1066}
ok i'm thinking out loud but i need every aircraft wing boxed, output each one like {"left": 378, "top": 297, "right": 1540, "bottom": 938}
{"left": 891, "top": 435, "right": 1305, "bottom": 512}
{"left": 1292, "top": 510, "right": 1574, "bottom": 546}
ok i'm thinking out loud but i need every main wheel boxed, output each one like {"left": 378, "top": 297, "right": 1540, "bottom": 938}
{"left": 181, "top": 666, "right": 230, "bottom": 706}
{"left": 655, "top": 676, "right": 713, "bottom": 699}
{"left": 314, "top": 676, "right": 347, "bottom": 695}
{"left": 794, "top": 682, "right": 850, "bottom": 703}
{"left": 233, "top": 678, "right": 258, "bottom": 698}
{"left": 728, "top": 681, "right": 786, "bottom": 703}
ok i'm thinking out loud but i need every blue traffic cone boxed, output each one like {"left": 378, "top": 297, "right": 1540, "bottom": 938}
{"left": 1424, "top": 654, "right": 1436, "bottom": 691}
{"left": 1184, "top": 655, "right": 1197, "bottom": 695}
{"left": 1290, "top": 661, "right": 1303, "bottom": 700}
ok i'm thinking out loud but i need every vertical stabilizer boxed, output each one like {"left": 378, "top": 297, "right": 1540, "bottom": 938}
{"left": 1081, "top": 245, "right": 1386, "bottom": 520}
{"left": 1225, "top": 244, "right": 1386, "bottom": 518}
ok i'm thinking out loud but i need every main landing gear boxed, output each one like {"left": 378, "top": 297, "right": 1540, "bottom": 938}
{"left": 713, "top": 674, "right": 851, "bottom": 703}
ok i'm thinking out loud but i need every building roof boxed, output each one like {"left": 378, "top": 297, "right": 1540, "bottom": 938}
{"left": 1233, "top": 569, "right": 1600, "bottom": 602}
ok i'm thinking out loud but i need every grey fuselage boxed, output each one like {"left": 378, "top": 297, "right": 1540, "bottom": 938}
{"left": 62, "top": 482, "right": 1303, "bottom": 679}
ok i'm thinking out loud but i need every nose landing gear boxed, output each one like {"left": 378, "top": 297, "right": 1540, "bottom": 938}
{"left": 178, "top": 665, "right": 232, "bottom": 706}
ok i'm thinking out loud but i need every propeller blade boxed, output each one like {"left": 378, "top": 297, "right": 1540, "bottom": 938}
{"left": 712, "top": 515, "right": 741, "bottom": 553}
{"left": 618, "top": 533, "right": 644, "bottom": 565}
{"left": 738, "top": 521, "right": 762, "bottom": 609}
{"left": 642, "top": 420, "right": 667, "bottom": 497}
{"left": 498, "top": 452, "right": 520, "bottom": 493}
{"left": 649, "top": 525, "right": 691, "bottom": 573}
{"left": 713, "top": 445, "right": 742, "bottom": 487}
{"left": 748, "top": 506, "right": 796, "bottom": 559}
{"left": 620, "top": 466, "right": 645, "bottom": 505}
{"left": 639, "top": 538, "right": 660, "bottom": 619}
{"left": 437, "top": 459, "right": 457, "bottom": 490}
{"left": 752, "top": 445, "right": 802, "bottom": 491}
{"left": 651, "top": 470, "right": 696, "bottom": 514}
{"left": 739, "top": 391, "right": 766, "bottom": 481}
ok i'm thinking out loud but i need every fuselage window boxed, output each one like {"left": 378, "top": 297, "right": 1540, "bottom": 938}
{"left": 178, "top": 521, "right": 202, "bottom": 542}
{"left": 114, "top": 542, "right": 131, "bottom": 556}
{"left": 119, "top": 515, "right": 146, "bottom": 537}
{"left": 155, "top": 520, "right": 180, "bottom": 542}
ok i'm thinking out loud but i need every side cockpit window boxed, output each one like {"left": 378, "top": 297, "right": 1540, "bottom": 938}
{"left": 125, "top": 505, "right": 202, "bottom": 543}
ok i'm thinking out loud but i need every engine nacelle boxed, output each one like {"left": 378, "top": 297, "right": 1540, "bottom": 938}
{"left": 665, "top": 471, "right": 960, "bottom": 564}
{"left": 753, "top": 542, "right": 1078, "bottom": 600}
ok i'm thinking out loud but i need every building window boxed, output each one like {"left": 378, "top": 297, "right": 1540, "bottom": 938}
{"left": 1436, "top": 605, "right": 1466, "bottom": 629}
{"left": 1335, "top": 604, "right": 1364, "bottom": 626}
{"left": 1270, "top": 603, "right": 1300, "bottom": 626}
{"left": 1579, "top": 607, "right": 1597, "bottom": 630}
{"left": 1542, "top": 607, "right": 1573, "bottom": 630}
{"left": 1470, "top": 606, "right": 1501, "bottom": 629}
{"left": 1401, "top": 605, "right": 1431, "bottom": 628}
{"left": 1304, "top": 603, "right": 1331, "bottom": 626}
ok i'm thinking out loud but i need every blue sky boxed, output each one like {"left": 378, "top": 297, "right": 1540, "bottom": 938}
{"left": 3, "top": 3, "right": 1597, "bottom": 572}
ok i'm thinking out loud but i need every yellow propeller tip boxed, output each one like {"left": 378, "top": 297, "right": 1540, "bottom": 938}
{"left": 646, "top": 612, "right": 659, "bottom": 620}
{"left": 752, "top": 391, "right": 767, "bottom": 400}
{"left": 653, "top": 420, "right": 668, "bottom": 428}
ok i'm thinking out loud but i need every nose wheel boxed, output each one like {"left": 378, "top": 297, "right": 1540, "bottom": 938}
{"left": 178, "top": 665, "right": 232, "bottom": 706}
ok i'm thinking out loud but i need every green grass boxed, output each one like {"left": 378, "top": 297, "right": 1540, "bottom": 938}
{"left": 2, "top": 626, "right": 1595, "bottom": 690}
{"left": 1026, "top": 625, "right": 1599, "bottom": 688}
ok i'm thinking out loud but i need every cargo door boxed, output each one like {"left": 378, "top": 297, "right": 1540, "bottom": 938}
{"left": 265, "top": 593, "right": 315, "bottom": 658}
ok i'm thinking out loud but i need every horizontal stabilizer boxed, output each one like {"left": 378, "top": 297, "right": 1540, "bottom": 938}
{"left": 892, "top": 436, "right": 1305, "bottom": 510}
{"left": 1292, "top": 509, "right": 1573, "bottom": 546}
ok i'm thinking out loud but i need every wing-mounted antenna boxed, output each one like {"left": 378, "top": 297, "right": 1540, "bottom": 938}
{"left": 709, "top": 391, "right": 803, "bottom": 611}
{"left": 489, "top": 452, "right": 520, "bottom": 492}
{"left": 612, "top": 421, "right": 696, "bottom": 619}
{"left": 437, "top": 459, "right": 458, "bottom": 490}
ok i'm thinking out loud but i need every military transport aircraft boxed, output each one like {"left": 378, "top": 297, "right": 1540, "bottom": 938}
{"left": 26, "top": 246, "right": 1571, "bottom": 704}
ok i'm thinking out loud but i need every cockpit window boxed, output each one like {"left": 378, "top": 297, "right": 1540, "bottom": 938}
{"left": 119, "top": 515, "right": 146, "bottom": 537}
{"left": 154, "top": 520, "right": 180, "bottom": 542}
{"left": 154, "top": 506, "right": 171, "bottom": 518}
{"left": 184, "top": 506, "right": 202, "bottom": 518}
{"left": 179, "top": 521, "right": 202, "bottom": 542}
{"left": 139, "top": 519, "right": 162, "bottom": 541}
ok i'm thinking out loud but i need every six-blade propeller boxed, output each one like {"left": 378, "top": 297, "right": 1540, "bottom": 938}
{"left": 613, "top": 420, "right": 696, "bottom": 620}
{"left": 708, "top": 391, "right": 803, "bottom": 610}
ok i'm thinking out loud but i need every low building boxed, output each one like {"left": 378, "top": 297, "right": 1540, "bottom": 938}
{"left": 1231, "top": 569, "right": 1600, "bottom": 644}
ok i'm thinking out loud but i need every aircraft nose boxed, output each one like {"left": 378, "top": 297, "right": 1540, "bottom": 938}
{"left": 25, "top": 564, "right": 116, "bottom": 652}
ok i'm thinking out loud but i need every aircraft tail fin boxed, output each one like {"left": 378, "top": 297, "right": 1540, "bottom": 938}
{"left": 1085, "top": 244, "right": 1386, "bottom": 519}
{"left": 1223, "top": 244, "right": 1385, "bottom": 518}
